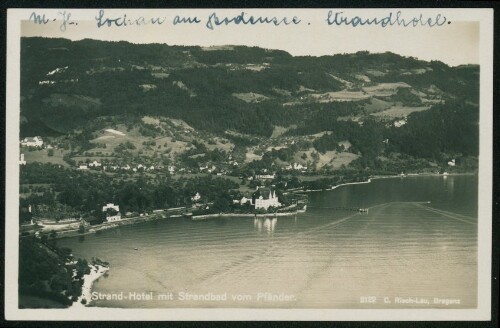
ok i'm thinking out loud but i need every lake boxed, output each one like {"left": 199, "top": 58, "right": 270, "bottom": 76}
{"left": 59, "top": 175, "right": 478, "bottom": 308}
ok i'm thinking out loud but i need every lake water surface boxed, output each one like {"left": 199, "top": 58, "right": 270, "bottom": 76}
{"left": 59, "top": 175, "right": 478, "bottom": 308}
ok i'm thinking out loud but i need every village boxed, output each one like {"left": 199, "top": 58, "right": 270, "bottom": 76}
{"left": 22, "top": 185, "right": 307, "bottom": 240}
{"left": 20, "top": 134, "right": 313, "bottom": 238}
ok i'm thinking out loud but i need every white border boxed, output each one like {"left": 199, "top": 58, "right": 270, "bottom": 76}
{"left": 5, "top": 8, "right": 493, "bottom": 321}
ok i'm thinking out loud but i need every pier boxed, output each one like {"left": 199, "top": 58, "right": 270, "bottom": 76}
{"left": 308, "top": 206, "right": 368, "bottom": 213}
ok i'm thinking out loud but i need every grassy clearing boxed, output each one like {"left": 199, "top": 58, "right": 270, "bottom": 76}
{"left": 363, "top": 98, "right": 392, "bottom": 113}
{"left": 311, "top": 90, "right": 370, "bottom": 102}
{"left": 371, "top": 105, "right": 429, "bottom": 118}
{"left": 244, "top": 151, "right": 263, "bottom": 163}
{"left": 327, "top": 152, "right": 359, "bottom": 169}
{"left": 42, "top": 93, "right": 101, "bottom": 109}
{"left": 142, "top": 116, "right": 161, "bottom": 126}
{"left": 232, "top": 92, "right": 269, "bottom": 103}
{"left": 270, "top": 126, "right": 289, "bottom": 138}
{"left": 296, "top": 148, "right": 359, "bottom": 169}
{"left": 89, "top": 125, "right": 190, "bottom": 159}
{"left": 363, "top": 82, "right": 411, "bottom": 97}
{"left": 23, "top": 149, "right": 70, "bottom": 167}
{"left": 205, "top": 137, "right": 234, "bottom": 152}
{"left": 169, "top": 118, "right": 195, "bottom": 131}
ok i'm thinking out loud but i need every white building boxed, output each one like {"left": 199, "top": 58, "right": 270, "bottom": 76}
{"left": 106, "top": 213, "right": 122, "bottom": 222}
{"left": 78, "top": 164, "right": 88, "bottom": 170}
{"left": 293, "top": 163, "right": 307, "bottom": 171}
{"left": 233, "top": 196, "right": 250, "bottom": 206}
{"left": 253, "top": 187, "right": 281, "bottom": 210}
{"left": 102, "top": 203, "right": 121, "bottom": 222}
{"left": 447, "top": 159, "right": 456, "bottom": 167}
{"left": 191, "top": 192, "right": 201, "bottom": 202}
{"left": 88, "top": 161, "right": 102, "bottom": 168}
{"left": 19, "top": 153, "right": 26, "bottom": 165}
{"left": 102, "top": 203, "right": 120, "bottom": 212}
{"left": 255, "top": 174, "right": 275, "bottom": 180}
{"left": 20, "top": 136, "right": 44, "bottom": 147}
{"left": 394, "top": 119, "right": 407, "bottom": 127}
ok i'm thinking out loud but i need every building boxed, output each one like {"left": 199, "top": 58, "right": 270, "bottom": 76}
{"left": 191, "top": 192, "right": 201, "bottom": 202}
{"left": 255, "top": 174, "right": 275, "bottom": 180}
{"left": 394, "top": 119, "right": 407, "bottom": 127}
{"left": 102, "top": 203, "right": 121, "bottom": 222}
{"left": 19, "top": 153, "right": 26, "bottom": 165}
{"left": 102, "top": 203, "right": 120, "bottom": 212}
{"left": 106, "top": 213, "right": 122, "bottom": 222}
{"left": 78, "top": 164, "right": 88, "bottom": 170}
{"left": 252, "top": 186, "right": 281, "bottom": 210}
{"left": 293, "top": 163, "right": 307, "bottom": 171}
{"left": 233, "top": 196, "right": 250, "bottom": 206}
{"left": 20, "top": 136, "right": 44, "bottom": 147}
{"left": 88, "top": 161, "right": 102, "bottom": 168}
{"left": 447, "top": 159, "right": 456, "bottom": 167}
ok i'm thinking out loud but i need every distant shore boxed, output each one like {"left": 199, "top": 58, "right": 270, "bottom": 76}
{"left": 293, "top": 172, "right": 476, "bottom": 194}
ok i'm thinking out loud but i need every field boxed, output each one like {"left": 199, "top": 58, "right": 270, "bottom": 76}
{"left": 89, "top": 124, "right": 191, "bottom": 159}
{"left": 244, "top": 150, "right": 263, "bottom": 163}
{"left": 371, "top": 105, "right": 429, "bottom": 118}
{"left": 310, "top": 90, "right": 370, "bottom": 103}
{"left": 232, "top": 92, "right": 269, "bottom": 103}
{"left": 319, "top": 151, "right": 359, "bottom": 169}
{"left": 270, "top": 126, "right": 290, "bottom": 138}
{"left": 363, "top": 98, "right": 392, "bottom": 113}
{"left": 22, "top": 149, "right": 71, "bottom": 167}
{"left": 362, "top": 82, "right": 411, "bottom": 97}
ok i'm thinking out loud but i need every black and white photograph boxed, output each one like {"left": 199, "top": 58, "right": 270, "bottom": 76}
{"left": 5, "top": 8, "right": 493, "bottom": 321}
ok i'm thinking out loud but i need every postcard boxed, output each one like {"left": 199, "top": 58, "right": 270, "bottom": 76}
{"left": 5, "top": 7, "right": 493, "bottom": 321}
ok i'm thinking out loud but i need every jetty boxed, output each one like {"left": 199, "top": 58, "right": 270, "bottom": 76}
{"left": 308, "top": 206, "right": 368, "bottom": 213}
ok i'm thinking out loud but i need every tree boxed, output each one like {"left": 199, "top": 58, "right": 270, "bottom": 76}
{"left": 212, "top": 194, "right": 231, "bottom": 212}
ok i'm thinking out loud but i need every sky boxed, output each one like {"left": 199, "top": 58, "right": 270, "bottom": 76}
{"left": 19, "top": 8, "right": 481, "bottom": 66}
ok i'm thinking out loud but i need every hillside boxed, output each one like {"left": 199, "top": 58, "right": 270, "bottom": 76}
{"left": 20, "top": 37, "right": 479, "bottom": 171}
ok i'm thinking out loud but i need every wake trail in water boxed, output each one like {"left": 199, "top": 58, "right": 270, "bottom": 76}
{"left": 193, "top": 202, "right": 394, "bottom": 287}
{"left": 413, "top": 203, "right": 477, "bottom": 225}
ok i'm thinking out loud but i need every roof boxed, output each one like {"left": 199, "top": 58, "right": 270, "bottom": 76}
{"left": 252, "top": 187, "right": 276, "bottom": 200}
{"left": 23, "top": 136, "right": 43, "bottom": 142}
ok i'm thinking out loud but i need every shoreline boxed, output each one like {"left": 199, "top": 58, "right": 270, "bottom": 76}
{"left": 49, "top": 213, "right": 176, "bottom": 240}
{"left": 70, "top": 264, "right": 109, "bottom": 309}
{"left": 192, "top": 207, "right": 306, "bottom": 221}
{"left": 293, "top": 172, "right": 476, "bottom": 194}
{"left": 30, "top": 172, "right": 476, "bottom": 236}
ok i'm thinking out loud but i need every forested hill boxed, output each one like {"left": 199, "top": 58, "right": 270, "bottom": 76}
{"left": 20, "top": 37, "right": 479, "bottom": 162}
